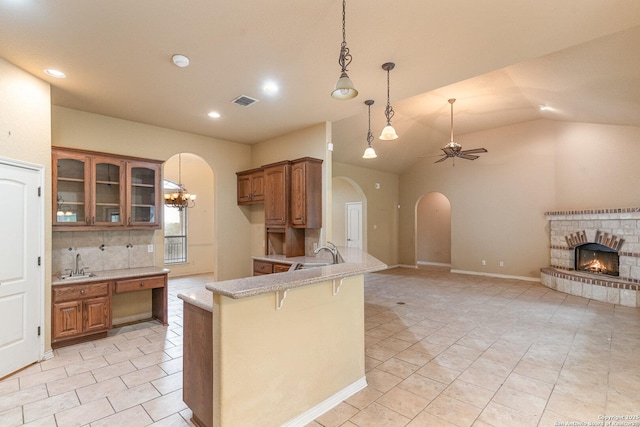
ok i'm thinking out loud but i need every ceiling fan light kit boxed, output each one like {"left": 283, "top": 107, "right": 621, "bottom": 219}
{"left": 432, "top": 98, "right": 487, "bottom": 165}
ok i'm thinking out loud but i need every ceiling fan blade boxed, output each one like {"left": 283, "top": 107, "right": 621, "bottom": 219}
{"left": 434, "top": 156, "right": 449, "bottom": 163}
{"left": 458, "top": 153, "right": 480, "bottom": 160}
{"left": 460, "top": 148, "right": 488, "bottom": 155}
{"left": 418, "top": 154, "right": 447, "bottom": 158}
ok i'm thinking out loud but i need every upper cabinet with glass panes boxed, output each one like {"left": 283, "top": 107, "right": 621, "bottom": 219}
{"left": 53, "top": 148, "right": 162, "bottom": 230}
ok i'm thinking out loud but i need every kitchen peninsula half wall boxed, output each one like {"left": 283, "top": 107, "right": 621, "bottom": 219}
{"left": 178, "top": 248, "right": 386, "bottom": 427}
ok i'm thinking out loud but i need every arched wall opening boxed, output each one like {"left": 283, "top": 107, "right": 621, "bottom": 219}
{"left": 415, "top": 192, "right": 451, "bottom": 268}
{"left": 162, "top": 152, "right": 215, "bottom": 277}
{"left": 331, "top": 176, "right": 367, "bottom": 251}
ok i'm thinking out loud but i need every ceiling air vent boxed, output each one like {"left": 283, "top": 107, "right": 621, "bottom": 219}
{"left": 231, "top": 95, "right": 259, "bottom": 107}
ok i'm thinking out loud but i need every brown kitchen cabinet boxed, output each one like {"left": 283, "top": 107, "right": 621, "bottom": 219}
{"left": 253, "top": 259, "right": 292, "bottom": 276}
{"left": 52, "top": 281, "right": 111, "bottom": 345}
{"left": 236, "top": 168, "right": 265, "bottom": 205}
{"left": 264, "top": 161, "right": 290, "bottom": 226}
{"left": 53, "top": 147, "right": 162, "bottom": 230}
{"left": 52, "top": 272, "right": 168, "bottom": 348}
{"left": 290, "top": 157, "right": 322, "bottom": 228}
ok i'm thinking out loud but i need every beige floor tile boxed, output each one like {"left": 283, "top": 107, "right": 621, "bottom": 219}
{"left": 349, "top": 402, "right": 410, "bottom": 427}
{"left": 121, "top": 365, "right": 167, "bottom": 388}
{"left": 21, "top": 414, "right": 56, "bottom": 426}
{"left": 148, "top": 413, "right": 191, "bottom": 426}
{"left": 130, "top": 350, "right": 173, "bottom": 370}
{"left": 424, "top": 394, "right": 483, "bottom": 427}
{"left": 492, "top": 385, "right": 545, "bottom": 419}
{"left": 397, "top": 373, "right": 447, "bottom": 401}
{"left": 406, "top": 411, "right": 458, "bottom": 427}
{"left": 442, "top": 380, "right": 494, "bottom": 409}
{"left": 19, "top": 367, "right": 67, "bottom": 390}
{"left": 103, "top": 348, "right": 145, "bottom": 365}
{"left": 366, "top": 369, "right": 404, "bottom": 393}
{"left": 46, "top": 372, "right": 95, "bottom": 396}
{"left": 344, "top": 386, "right": 383, "bottom": 410}
{"left": 108, "top": 382, "right": 161, "bottom": 412}
{"left": 151, "top": 372, "right": 183, "bottom": 395}
{"left": 53, "top": 397, "right": 114, "bottom": 426}
{"left": 0, "top": 384, "right": 48, "bottom": 413}
{"left": 92, "top": 360, "right": 137, "bottom": 382}
{"left": 502, "top": 371, "right": 553, "bottom": 400}
{"left": 477, "top": 401, "right": 539, "bottom": 427}
{"left": 315, "top": 402, "right": 359, "bottom": 427}
{"left": 75, "top": 377, "right": 127, "bottom": 404}
{"left": 0, "top": 406, "right": 22, "bottom": 426}
{"left": 415, "top": 362, "right": 461, "bottom": 385}
{"left": 22, "top": 390, "right": 79, "bottom": 424}
{"left": 456, "top": 367, "right": 505, "bottom": 393}
{"left": 64, "top": 357, "right": 109, "bottom": 376}
{"left": 377, "top": 387, "right": 429, "bottom": 418}
{"left": 142, "top": 389, "right": 187, "bottom": 421}
{"left": 158, "top": 356, "right": 183, "bottom": 375}
{"left": 365, "top": 343, "right": 400, "bottom": 362}
{"left": 376, "top": 358, "right": 420, "bottom": 379}
{"left": 0, "top": 378, "right": 19, "bottom": 397}
{"left": 90, "top": 405, "right": 153, "bottom": 427}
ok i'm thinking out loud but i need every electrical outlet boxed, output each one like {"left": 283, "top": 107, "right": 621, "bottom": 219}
{"left": 147, "top": 245, "right": 153, "bottom": 253}
{"left": 481, "top": 260, "right": 486, "bottom": 266}
{"left": 499, "top": 261, "right": 504, "bottom": 267}
{"left": 313, "top": 242, "right": 318, "bottom": 250}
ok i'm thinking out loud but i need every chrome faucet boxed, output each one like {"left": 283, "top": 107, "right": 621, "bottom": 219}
{"left": 74, "top": 253, "right": 82, "bottom": 276}
{"left": 314, "top": 241, "right": 342, "bottom": 264}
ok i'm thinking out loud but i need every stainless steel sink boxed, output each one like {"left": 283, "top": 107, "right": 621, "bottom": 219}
{"left": 58, "top": 272, "right": 96, "bottom": 280}
{"left": 290, "top": 262, "right": 332, "bottom": 271}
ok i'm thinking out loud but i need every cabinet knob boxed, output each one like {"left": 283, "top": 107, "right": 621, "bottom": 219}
{"left": 140, "top": 282, "right": 144, "bottom": 287}
{"left": 80, "top": 289, "right": 85, "bottom": 295}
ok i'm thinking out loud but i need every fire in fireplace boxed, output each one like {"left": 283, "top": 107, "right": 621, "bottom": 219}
{"left": 575, "top": 243, "right": 619, "bottom": 277}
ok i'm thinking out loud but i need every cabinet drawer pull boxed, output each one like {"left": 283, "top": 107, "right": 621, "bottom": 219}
{"left": 140, "top": 282, "right": 144, "bottom": 287}
{"left": 80, "top": 289, "right": 85, "bottom": 295}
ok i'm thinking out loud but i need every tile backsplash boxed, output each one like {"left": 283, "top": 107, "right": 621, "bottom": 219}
{"left": 52, "top": 230, "right": 156, "bottom": 275}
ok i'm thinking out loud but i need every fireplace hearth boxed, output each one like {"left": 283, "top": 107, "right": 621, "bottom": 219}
{"left": 541, "top": 208, "right": 640, "bottom": 307}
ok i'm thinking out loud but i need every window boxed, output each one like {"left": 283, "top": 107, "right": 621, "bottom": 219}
{"left": 164, "top": 180, "right": 187, "bottom": 264}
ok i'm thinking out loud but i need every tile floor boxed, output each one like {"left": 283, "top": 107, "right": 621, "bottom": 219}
{"left": 1, "top": 268, "right": 639, "bottom": 426}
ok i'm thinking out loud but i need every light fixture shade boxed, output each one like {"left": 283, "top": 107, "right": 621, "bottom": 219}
{"left": 331, "top": 72, "right": 358, "bottom": 100}
{"left": 363, "top": 146, "right": 377, "bottom": 159}
{"left": 379, "top": 125, "right": 398, "bottom": 140}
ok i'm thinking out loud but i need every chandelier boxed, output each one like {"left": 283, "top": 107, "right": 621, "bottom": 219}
{"left": 164, "top": 153, "right": 196, "bottom": 211}
{"left": 331, "top": 0, "right": 358, "bottom": 100}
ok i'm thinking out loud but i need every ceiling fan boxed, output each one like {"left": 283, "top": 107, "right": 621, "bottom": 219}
{"left": 427, "top": 98, "right": 488, "bottom": 164}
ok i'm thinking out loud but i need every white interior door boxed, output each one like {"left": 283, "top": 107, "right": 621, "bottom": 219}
{"left": 346, "top": 202, "right": 362, "bottom": 249}
{"left": 0, "top": 159, "right": 42, "bottom": 378}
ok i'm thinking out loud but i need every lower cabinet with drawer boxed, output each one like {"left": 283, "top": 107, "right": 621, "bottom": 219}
{"left": 52, "top": 273, "right": 168, "bottom": 348}
{"left": 253, "top": 260, "right": 292, "bottom": 276}
{"left": 52, "top": 281, "right": 111, "bottom": 345}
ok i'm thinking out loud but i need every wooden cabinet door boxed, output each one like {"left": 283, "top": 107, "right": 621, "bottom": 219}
{"left": 52, "top": 301, "right": 83, "bottom": 340}
{"left": 126, "top": 161, "right": 161, "bottom": 227}
{"left": 84, "top": 296, "right": 110, "bottom": 333}
{"left": 250, "top": 170, "right": 265, "bottom": 203}
{"left": 264, "top": 162, "right": 290, "bottom": 226}
{"left": 237, "top": 172, "right": 252, "bottom": 204}
{"left": 91, "top": 156, "right": 126, "bottom": 226}
{"left": 290, "top": 161, "right": 306, "bottom": 227}
{"left": 53, "top": 150, "right": 91, "bottom": 226}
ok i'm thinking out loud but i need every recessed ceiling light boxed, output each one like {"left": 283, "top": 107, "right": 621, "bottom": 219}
{"left": 263, "top": 81, "right": 279, "bottom": 94}
{"left": 172, "top": 54, "right": 190, "bottom": 68}
{"left": 44, "top": 68, "right": 66, "bottom": 78}
{"left": 207, "top": 111, "right": 221, "bottom": 118}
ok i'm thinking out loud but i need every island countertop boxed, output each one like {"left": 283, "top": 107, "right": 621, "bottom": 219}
{"left": 205, "top": 247, "right": 386, "bottom": 299}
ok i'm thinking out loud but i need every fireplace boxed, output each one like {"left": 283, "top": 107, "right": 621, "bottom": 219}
{"left": 575, "top": 243, "right": 619, "bottom": 277}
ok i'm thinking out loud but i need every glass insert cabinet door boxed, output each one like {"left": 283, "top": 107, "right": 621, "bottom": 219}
{"left": 127, "top": 161, "right": 161, "bottom": 227}
{"left": 93, "top": 157, "right": 125, "bottom": 226}
{"left": 54, "top": 151, "right": 90, "bottom": 225}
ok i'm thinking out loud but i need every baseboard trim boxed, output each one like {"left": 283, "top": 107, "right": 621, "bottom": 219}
{"left": 451, "top": 269, "right": 540, "bottom": 282}
{"left": 280, "top": 376, "right": 367, "bottom": 427}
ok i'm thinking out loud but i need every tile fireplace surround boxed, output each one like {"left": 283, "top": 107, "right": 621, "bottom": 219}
{"left": 541, "top": 208, "right": 640, "bottom": 307}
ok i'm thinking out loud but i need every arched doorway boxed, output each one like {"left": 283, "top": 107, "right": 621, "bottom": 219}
{"left": 415, "top": 192, "right": 451, "bottom": 268}
{"left": 163, "top": 153, "right": 215, "bottom": 276}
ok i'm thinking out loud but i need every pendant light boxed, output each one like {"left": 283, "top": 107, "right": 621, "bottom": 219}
{"left": 379, "top": 62, "right": 398, "bottom": 140}
{"left": 331, "top": 0, "right": 358, "bottom": 100}
{"left": 362, "top": 100, "right": 377, "bottom": 159}
{"left": 164, "top": 153, "right": 196, "bottom": 211}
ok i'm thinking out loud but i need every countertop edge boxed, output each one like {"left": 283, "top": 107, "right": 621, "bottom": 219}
{"left": 204, "top": 248, "right": 387, "bottom": 299}
{"left": 52, "top": 267, "right": 170, "bottom": 286}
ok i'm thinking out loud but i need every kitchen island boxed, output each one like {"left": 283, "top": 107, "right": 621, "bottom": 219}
{"left": 178, "top": 247, "right": 386, "bottom": 427}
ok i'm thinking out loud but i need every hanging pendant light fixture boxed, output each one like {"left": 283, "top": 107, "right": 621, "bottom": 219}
{"left": 164, "top": 153, "right": 196, "bottom": 211}
{"left": 331, "top": 0, "right": 358, "bottom": 100}
{"left": 379, "top": 62, "right": 398, "bottom": 140}
{"left": 362, "top": 100, "right": 377, "bottom": 159}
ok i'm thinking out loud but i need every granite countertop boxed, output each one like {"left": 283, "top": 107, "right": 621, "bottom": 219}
{"left": 52, "top": 266, "right": 170, "bottom": 286}
{"left": 208, "top": 247, "right": 386, "bottom": 299}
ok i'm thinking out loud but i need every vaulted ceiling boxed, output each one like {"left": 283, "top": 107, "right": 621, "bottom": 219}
{"left": 2, "top": 0, "right": 640, "bottom": 174}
